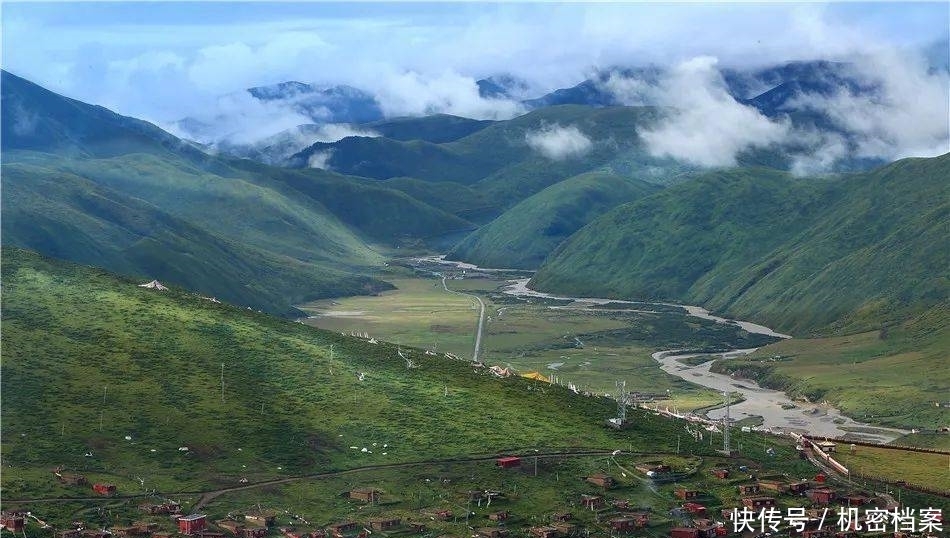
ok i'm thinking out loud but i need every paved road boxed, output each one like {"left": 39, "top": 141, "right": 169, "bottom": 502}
{"left": 441, "top": 276, "right": 486, "bottom": 361}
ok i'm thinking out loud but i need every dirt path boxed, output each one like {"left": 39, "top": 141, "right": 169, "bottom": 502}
{"left": 441, "top": 276, "right": 485, "bottom": 361}
{"left": 5, "top": 450, "right": 617, "bottom": 508}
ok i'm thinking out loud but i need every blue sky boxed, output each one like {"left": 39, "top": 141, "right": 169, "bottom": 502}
{"left": 3, "top": 2, "right": 948, "bottom": 123}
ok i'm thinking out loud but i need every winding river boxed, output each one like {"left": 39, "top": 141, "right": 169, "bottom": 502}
{"left": 415, "top": 256, "right": 908, "bottom": 443}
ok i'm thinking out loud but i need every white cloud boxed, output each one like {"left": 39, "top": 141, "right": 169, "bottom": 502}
{"left": 166, "top": 91, "right": 314, "bottom": 145}
{"left": 525, "top": 124, "right": 593, "bottom": 160}
{"left": 789, "top": 49, "right": 950, "bottom": 161}
{"left": 307, "top": 150, "right": 334, "bottom": 170}
{"left": 627, "top": 57, "right": 792, "bottom": 167}
{"left": 605, "top": 49, "right": 949, "bottom": 171}
{"left": 369, "top": 69, "right": 524, "bottom": 120}
{"left": 3, "top": 2, "right": 946, "bottom": 168}
{"left": 310, "top": 124, "right": 378, "bottom": 143}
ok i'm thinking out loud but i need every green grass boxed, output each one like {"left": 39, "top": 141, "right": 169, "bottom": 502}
{"left": 5, "top": 247, "right": 855, "bottom": 530}
{"left": 834, "top": 445, "right": 950, "bottom": 492}
{"left": 299, "top": 277, "right": 482, "bottom": 359}
{"left": 710, "top": 307, "right": 949, "bottom": 430}
{"left": 2, "top": 249, "right": 732, "bottom": 499}
{"left": 448, "top": 171, "right": 659, "bottom": 269}
{"left": 301, "top": 274, "right": 782, "bottom": 411}
{"left": 6, "top": 249, "right": 947, "bottom": 529}
{"left": 532, "top": 155, "right": 950, "bottom": 336}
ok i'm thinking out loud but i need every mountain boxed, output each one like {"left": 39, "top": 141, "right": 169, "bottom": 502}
{"left": 476, "top": 74, "right": 530, "bottom": 99}
{"left": 0, "top": 71, "right": 470, "bottom": 313}
{"left": 290, "top": 105, "right": 666, "bottom": 206}
{"left": 1, "top": 161, "right": 387, "bottom": 315}
{"left": 1, "top": 247, "right": 702, "bottom": 497}
{"left": 364, "top": 114, "right": 496, "bottom": 143}
{"left": 447, "top": 172, "right": 660, "bottom": 269}
{"left": 172, "top": 81, "right": 385, "bottom": 144}
{"left": 522, "top": 77, "right": 619, "bottom": 109}
{"left": 246, "top": 81, "right": 384, "bottom": 124}
{"left": 2, "top": 70, "right": 204, "bottom": 161}
{"left": 521, "top": 67, "right": 663, "bottom": 109}
{"left": 531, "top": 154, "right": 950, "bottom": 335}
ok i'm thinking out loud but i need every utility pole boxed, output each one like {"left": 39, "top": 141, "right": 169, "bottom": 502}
{"left": 99, "top": 385, "right": 107, "bottom": 431}
{"left": 220, "top": 363, "right": 225, "bottom": 402}
{"left": 720, "top": 391, "right": 732, "bottom": 455}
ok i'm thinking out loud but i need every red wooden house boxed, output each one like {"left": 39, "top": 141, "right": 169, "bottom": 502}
{"left": 676, "top": 488, "right": 699, "bottom": 500}
{"left": 178, "top": 515, "right": 208, "bottom": 536}
{"left": 587, "top": 474, "right": 615, "bottom": 488}
{"left": 741, "top": 497, "right": 776, "bottom": 510}
{"left": 670, "top": 528, "right": 700, "bottom": 538}
{"left": 529, "top": 528, "right": 560, "bottom": 538}
{"left": 806, "top": 488, "right": 837, "bottom": 505}
{"left": 368, "top": 519, "right": 401, "bottom": 531}
{"left": 496, "top": 456, "right": 521, "bottom": 469}
{"left": 609, "top": 518, "right": 638, "bottom": 533}
{"left": 683, "top": 503, "right": 707, "bottom": 516}
{"left": 93, "top": 483, "right": 117, "bottom": 496}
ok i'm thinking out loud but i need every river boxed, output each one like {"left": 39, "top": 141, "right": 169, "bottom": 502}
{"left": 414, "top": 255, "right": 908, "bottom": 443}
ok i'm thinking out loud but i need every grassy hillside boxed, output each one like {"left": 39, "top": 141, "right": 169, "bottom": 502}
{"left": 532, "top": 155, "right": 949, "bottom": 335}
{"left": 712, "top": 302, "right": 949, "bottom": 429}
{"left": 381, "top": 176, "right": 499, "bottom": 224}
{"left": 448, "top": 172, "right": 660, "bottom": 269}
{"left": 363, "top": 113, "right": 496, "bottom": 143}
{"left": 1, "top": 248, "right": 727, "bottom": 498}
{"left": 290, "top": 106, "right": 667, "bottom": 207}
{"left": 1, "top": 71, "right": 476, "bottom": 313}
{"left": 1, "top": 163, "right": 388, "bottom": 315}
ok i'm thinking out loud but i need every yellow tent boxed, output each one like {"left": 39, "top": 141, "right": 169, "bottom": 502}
{"left": 520, "top": 371, "right": 550, "bottom": 383}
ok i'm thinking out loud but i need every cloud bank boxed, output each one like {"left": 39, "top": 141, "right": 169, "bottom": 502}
{"left": 616, "top": 57, "right": 790, "bottom": 167}
{"left": 603, "top": 50, "right": 949, "bottom": 171}
{"left": 525, "top": 124, "right": 593, "bottom": 160}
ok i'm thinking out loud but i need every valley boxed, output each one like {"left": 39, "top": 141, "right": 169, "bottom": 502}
{"left": 2, "top": 6, "right": 949, "bottom": 536}
{"left": 301, "top": 256, "right": 926, "bottom": 442}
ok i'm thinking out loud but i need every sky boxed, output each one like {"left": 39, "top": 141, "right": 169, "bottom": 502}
{"left": 2, "top": 2, "right": 948, "bottom": 168}
{"left": 3, "top": 2, "right": 948, "bottom": 122}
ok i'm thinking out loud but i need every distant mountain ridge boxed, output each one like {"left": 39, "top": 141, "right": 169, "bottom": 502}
{"left": 178, "top": 59, "right": 890, "bottom": 170}
{"left": 0, "top": 70, "right": 471, "bottom": 315}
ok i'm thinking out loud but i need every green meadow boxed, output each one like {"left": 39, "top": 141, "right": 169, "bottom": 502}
{"left": 712, "top": 308, "right": 949, "bottom": 430}
{"left": 303, "top": 272, "right": 783, "bottom": 411}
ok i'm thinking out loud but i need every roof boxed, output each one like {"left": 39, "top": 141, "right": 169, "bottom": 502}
{"left": 496, "top": 456, "right": 520, "bottom": 462}
{"left": 180, "top": 515, "right": 207, "bottom": 522}
{"left": 520, "top": 371, "right": 550, "bottom": 382}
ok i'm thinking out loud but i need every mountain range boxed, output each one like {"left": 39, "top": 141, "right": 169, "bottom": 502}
{"left": 2, "top": 68, "right": 947, "bottom": 338}
{"left": 172, "top": 59, "right": 913, "bottom": 170}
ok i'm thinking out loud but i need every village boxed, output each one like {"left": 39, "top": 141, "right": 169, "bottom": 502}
{"left": 2, "top": 436, "right": 943, "bottom": 538}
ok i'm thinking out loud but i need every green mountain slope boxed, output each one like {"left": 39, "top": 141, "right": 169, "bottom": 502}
{"left": 363, "top": 113, "right": 496, "bottom": 143}
{"left": 380, "top": 176, "right": 498, "bottom": 224}
{"left": 1, "top": 71, "right": 474, "bottom": 313}
{"left": 2, "top": 163, "right": 388, "bottom": 315}
{"left": 290, "top": 106, "right": 666, "bottom": 207}
{"left": 0, "top": 248, "right": 706, "bottom": 497}
{"left": 532, "top": 155, "right": 950, "bottom": 335}
{"left": 711, "top": 302, "right": 949, "bottom": 429}
{"left": 448, "top": 172, "right": 660, "bottom": 269}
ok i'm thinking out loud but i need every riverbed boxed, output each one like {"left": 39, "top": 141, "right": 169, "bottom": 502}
{"left": 413, "top": 255, "right": 907, "bottom": 442}
{"left": 652, "top": 350, "right": 907, "bottom": 442}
